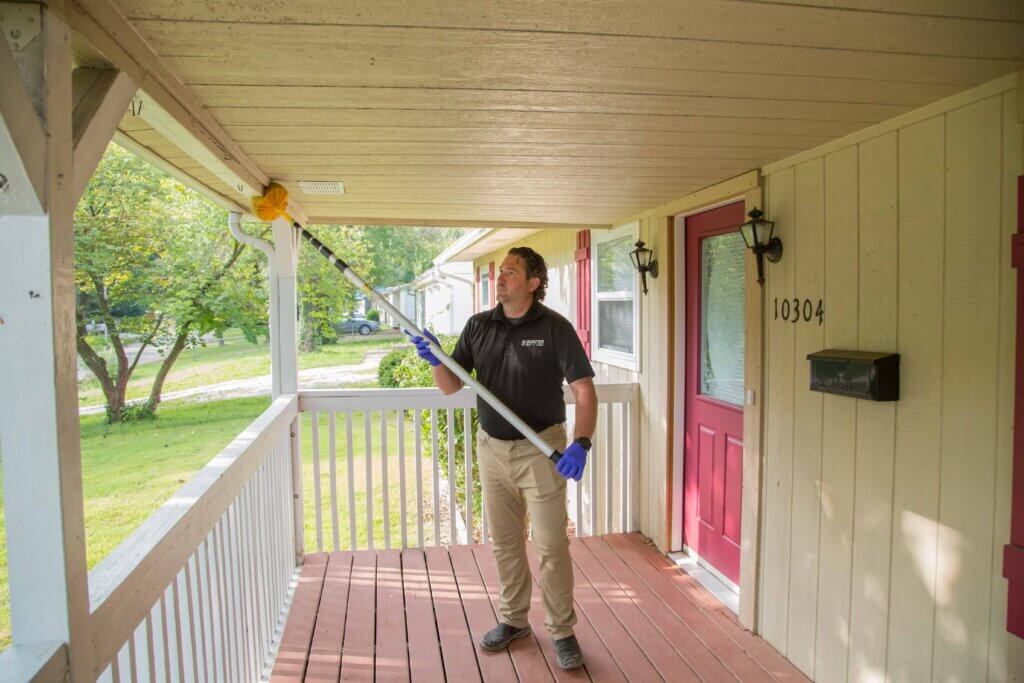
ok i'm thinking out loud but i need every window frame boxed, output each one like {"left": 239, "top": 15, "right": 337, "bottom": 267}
{"left": 478, "top": 264, "right": 490, "bottom": 311}
{"left": 591, "top": 221, "right": 641, "bottom": 372}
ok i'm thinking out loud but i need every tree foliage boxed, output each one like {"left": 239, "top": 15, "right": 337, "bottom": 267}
{"left": 75, "top": 144, "right": 267, "bottom": 421}
{"left": 297, "top": 225, "right": 463, "bottom": 349}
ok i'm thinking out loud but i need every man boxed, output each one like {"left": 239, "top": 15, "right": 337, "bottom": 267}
{"left": 408, "top": 246, "right": 597, "bottom": 670}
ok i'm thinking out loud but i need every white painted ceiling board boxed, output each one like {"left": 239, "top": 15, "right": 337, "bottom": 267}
{"left": 92, "top": 0, "right": 1023, "bottom": 227}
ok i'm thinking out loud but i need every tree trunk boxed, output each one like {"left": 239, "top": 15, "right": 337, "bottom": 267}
{"left": 299, "top": 299, "right": 317, "bottom": 352}
{"left": 144, "top": 323, "right": 191, "bottom": 414}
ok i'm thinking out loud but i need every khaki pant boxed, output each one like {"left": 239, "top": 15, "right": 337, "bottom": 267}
{"left": 477, "top": 423, "right": 576, "bottom": 639}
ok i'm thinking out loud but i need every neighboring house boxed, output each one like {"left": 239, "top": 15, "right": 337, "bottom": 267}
{"left": 377, "top": 285, "right": 417, "bottom": 329}
{"left": 409, "top": 261, "right": 474, "bottom": 336}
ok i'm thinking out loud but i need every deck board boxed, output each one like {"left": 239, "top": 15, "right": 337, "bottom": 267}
{"left": 305, "top": 552, "right": 353, "bottom": 683}
{"left": 270, "top": 534, "right": 807, "bottom": 682}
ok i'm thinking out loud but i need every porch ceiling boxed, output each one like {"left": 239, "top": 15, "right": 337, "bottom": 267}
{"left": 96, "top": 0, "right": 1024, "bottom": 227}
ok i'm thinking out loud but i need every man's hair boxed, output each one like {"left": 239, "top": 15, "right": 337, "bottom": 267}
{"left": 507, "top": 246, "right": 548, "bottom": 301}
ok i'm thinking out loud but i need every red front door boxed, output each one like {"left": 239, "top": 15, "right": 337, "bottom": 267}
{"left": 681, "top": 201, "right": 746, "bottom": 584}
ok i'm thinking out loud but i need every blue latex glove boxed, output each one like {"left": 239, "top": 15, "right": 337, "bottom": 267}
{"left": 405, "top": 328, "right": 441, "bottom": 367}
{"left": 556, "top": 442, "right": 588, "bottom": 481}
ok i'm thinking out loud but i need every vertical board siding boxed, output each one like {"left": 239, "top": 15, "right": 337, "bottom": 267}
{"left": 989, "top": 91, "right": 1024, "bottom": 682}
{"left": 934, "top": 95, "right": 1004, "bottom": 683}
{"left": 815, "top": 145, "right": 860, "bottom": 683}
{"left": 887, "top": 114, "right": 945, "bottom": 683}
{"left": 760, "top": 166, "right": 797, "bottom": 653}
{"left": 786, "top": 157, "right": 826, "bottom": 675}
{"left": 760, "top": 83, "right": 1022, "bottom": 682}
{"left": 848, "top": 131, "right": 898, "bottom": 683}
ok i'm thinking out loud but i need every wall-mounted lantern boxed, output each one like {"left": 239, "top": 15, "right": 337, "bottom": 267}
{"left": 738, "top": 207, "right": 783, "bottom": 285}
{"left": 629, "top": 240, "right": 658, "bottom": 295}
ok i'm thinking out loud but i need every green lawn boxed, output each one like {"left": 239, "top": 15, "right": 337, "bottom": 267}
{"left": 0, "top": 389, "right": 457, "bottom": 650}
{"left": 77, "top": 330, "right": 403, "bottom": 407}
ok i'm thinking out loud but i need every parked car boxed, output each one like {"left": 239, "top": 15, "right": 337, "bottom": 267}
{"left": 332, "top": 316, "right": 380, "bottom": 336}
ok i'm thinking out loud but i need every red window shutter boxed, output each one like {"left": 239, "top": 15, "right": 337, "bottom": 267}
{"left": 1008, "top": 174, "right": 1024, "bottom": 639}
{"left": 575, "top": 230, "right": 592, "bottom": 357}
{"left": 489, "top": 261, "right": 496, "bottom": 308}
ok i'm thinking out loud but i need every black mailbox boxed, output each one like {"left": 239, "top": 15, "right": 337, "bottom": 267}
{"left": 806, "top": 349, "right": 899, "bottom": 401}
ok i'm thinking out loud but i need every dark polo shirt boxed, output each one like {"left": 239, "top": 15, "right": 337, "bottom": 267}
{"left": 451, "top": 300, "right": 595, "bottom": 440}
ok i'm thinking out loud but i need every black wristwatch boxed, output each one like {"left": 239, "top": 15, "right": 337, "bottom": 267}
{"left": 573, "top": 436, "right": 592, "bottom": 451}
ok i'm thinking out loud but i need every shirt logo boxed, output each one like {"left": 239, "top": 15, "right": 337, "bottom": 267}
{"left": 521, "top": 339, "right": 545, "bottom": 347}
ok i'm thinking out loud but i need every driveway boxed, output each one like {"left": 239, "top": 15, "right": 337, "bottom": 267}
{"left": 79, "top": 349, "right": 390, "bottom": 415}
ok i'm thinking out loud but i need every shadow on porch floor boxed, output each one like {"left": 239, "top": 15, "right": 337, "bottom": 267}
{"left": 269, "top": 532, "right": 807, "bottom": 682}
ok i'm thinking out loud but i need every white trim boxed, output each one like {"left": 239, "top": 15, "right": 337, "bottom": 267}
{"left": 670, "top": 547, "right": 740, "bottom": 614}
{"left": 591, "top": 221, "right": 641, "bottom": 372}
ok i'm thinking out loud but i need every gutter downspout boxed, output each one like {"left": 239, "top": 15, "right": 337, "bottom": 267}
{"left": 228, "top": 211, "right": 285, "bottom": 397}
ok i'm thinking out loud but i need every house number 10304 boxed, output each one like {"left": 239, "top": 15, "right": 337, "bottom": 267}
{"left": 774, "top": 298, "right": 824, "bottom": 325}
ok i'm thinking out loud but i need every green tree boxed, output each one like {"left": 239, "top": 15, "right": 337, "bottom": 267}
{"left": 75, "top": 144, "right": 267, "bottom": 422}
{"left": 295, "top": 225, "right": 463, "bottom": 350}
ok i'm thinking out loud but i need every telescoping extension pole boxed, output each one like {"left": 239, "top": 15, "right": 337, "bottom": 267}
{"left": 295, "top": 223, "right": 565, "bottom": 465}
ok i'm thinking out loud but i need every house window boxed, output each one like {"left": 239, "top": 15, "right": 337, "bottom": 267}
{"left": 592, "top": 222, "right": 640, "bottom": 371}
{"left": 478, "top": 264, "right": 490, "bottom": 311}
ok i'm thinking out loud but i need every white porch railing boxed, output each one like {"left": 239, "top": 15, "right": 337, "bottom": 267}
{"left": 88, "top": 395, "right": 299, "bottom": 683}
{"left": 4, "top": 384, "right": 637, "bottom": 682}
{"left": 297, "top": 383, "right": 640, "bottom": 552}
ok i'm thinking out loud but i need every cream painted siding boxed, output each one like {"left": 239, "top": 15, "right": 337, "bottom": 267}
{"left": 758, "top": 78, "right": 1023, "bottom": 682}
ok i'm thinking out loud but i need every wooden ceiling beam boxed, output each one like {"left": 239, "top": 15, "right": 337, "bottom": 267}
{"left": 71, "top": 68, "right": 137, "bottom": 202}
{"left": 52, "top": 0, "right": 308, "bottom": 225}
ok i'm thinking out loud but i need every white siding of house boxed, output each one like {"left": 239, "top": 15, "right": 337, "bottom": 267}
{"left": 757, "top": 75, "right": 1023, "bottom": 682}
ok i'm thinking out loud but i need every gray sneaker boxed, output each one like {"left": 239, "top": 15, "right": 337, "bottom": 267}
{"left": 480, "top": 623, "right": 532, "bottom": 651}
{"left": 554, "top": 635, "right": 584, "bottom": 669}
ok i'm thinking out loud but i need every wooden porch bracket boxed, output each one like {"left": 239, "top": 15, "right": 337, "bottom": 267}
{"left": 50, "top": 0, "right": 311, "bottom": 225}
{"left": 71, "top": 67, "right": 136, "bottom": 203}
{"left": 0, "top": 3, "right": 46, "bottom": 214}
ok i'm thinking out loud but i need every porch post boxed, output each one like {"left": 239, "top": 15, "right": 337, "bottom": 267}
{"left": 270, "top": 217, "right": 304, "bottom": 560}
{"left": 0, "top": 5, "right": 90, "bottom": 678}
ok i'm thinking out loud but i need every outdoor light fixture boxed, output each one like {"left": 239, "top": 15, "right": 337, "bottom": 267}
{"left": 738, "top": 207, "right": 782, "bottom": 285}
{"left": 629, "top": 240, "right": 658, "bottom": 295}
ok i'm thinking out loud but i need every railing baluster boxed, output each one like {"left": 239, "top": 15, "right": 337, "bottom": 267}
{"left": 606, "top": 402, "right": 613, "bottom": 535}
{"left": 346, "top": 411, "right": 357, "bottom": 550}
{"left": 329, "top": 412, "right": 340, "bottom": 551}
{"left": 431, "top": 409, "right": 440, "bottom": 546}
{"left": 364, "top": 410, "right": 374, "bottom": 549}
{"left": 172, "top": 576, "right": 189, "bottom": 683}
{"left": 415, "top": 409, "right": 424, "bottom": 548}
{"left": 399, "top": 409, "right": 408, "bottom": 549}
{"left": 589, "top": 425, "right": 598, "bottom": 537}
{"left": 110, "top": 653, "right": 121, "bottom": 683}
{"left": 128, "top": 627, "right": 139, "bottom": 683}
{"left": 195, "top": 544, "right": 211, "bottom": 683}
{"left": 463, "top": 407, "right": 473, "bottom": 543}
{"left": 381, "top": 409, "right": 391, "bottom": 549}
{"left": 183, "top": 560, "right": 200, "bottom": 682}
{"left": 311, "top": 409, "right": 323, "bottom": 552}
{"left": 252, "top": 466, "right": 271, "bottom": 661}
{"left": 447, "top": 408, "right": 456, "bottom": 545}
{"left": 239, "top": 489, "right": 259, "bottom": 680}
{"left": 158, "top": 592, "right": 173, "bottom": 683}
{"left": 212, "top": 522, "right": 230, "bottom": 683}
{"left": 621, "top": 402, "right": 629, "bottom": 533}
{"left": 145, "top": 611, "right": 158, "bottom": 683}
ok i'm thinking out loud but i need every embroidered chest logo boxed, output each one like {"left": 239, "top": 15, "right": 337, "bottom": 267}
{"left": 521, "top": 339, "right": 545, "bottom": 347}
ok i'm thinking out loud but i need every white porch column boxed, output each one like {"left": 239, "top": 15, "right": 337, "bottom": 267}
{"left": 0, "top": 6, "right": 90, "bottom": 679}
{"left": 269, "top": 217, "right": 304, "bottom": 560}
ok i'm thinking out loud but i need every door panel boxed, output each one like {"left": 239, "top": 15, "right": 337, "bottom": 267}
{"left": 682, "top": 201, "right": 746, "bottom": 585}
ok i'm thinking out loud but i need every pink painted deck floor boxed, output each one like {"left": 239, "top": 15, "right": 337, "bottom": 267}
{"left": 269, "top": 533, "right": 808, "bottom": 682}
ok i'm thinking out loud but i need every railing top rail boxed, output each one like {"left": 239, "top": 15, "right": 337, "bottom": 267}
{"left": 298, "top": 382, "right": 638, "bottom": 411}
{"left": 86, "top": 394, "right": 298, "bottom": 672}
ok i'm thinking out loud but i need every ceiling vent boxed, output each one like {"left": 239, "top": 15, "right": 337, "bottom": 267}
{"left": 298, "top": 180, "right": 345, "bottom": 196}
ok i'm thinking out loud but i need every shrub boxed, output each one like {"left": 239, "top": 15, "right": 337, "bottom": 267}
{"left": 383, "top": 333, "right": 484, "bottom": 534}
{"left": 366, "top": 308, "right": 380, "bottom": 322}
